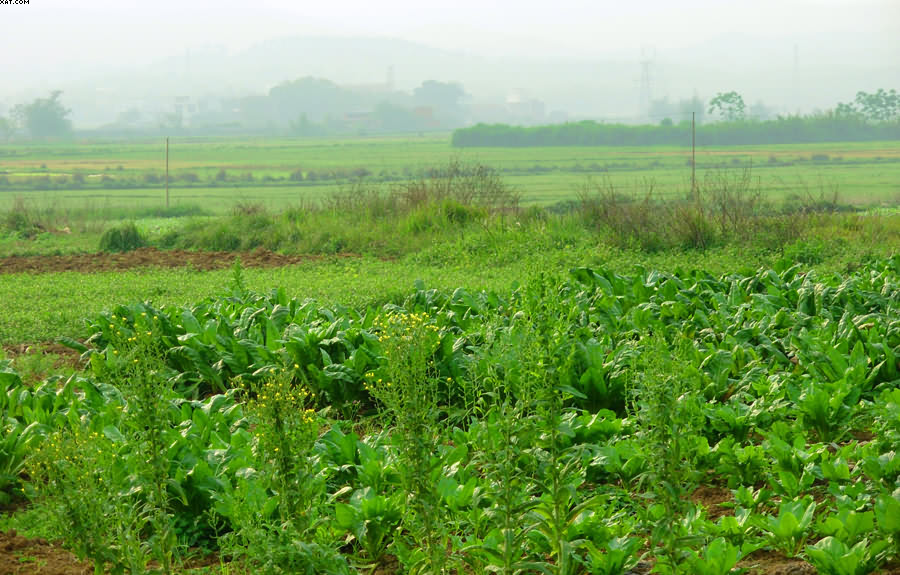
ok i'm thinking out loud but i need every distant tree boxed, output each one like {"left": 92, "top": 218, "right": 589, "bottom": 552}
{"left": 372, "top": 101, "right": 424, "bottom": 132}
{"left": 0, "top": 116, "right": 12, "bottom": 141}
{"left": 854, "top": 89, "right": 899, "bottom": 122}
{"left": 834, "top": 101, "right": 859, "bottom": 118}
{"left": 708, "top": 91, "right": 746, "bottom": 122}
{"left": 11, "top": 91, "right": 72, "bottom": 139}
{"left": 269, "top": 77, "right": 356, "bottom": 123}
{"left": 290, "top": 113, "right": 326, "bottom": 137}
{"left": 413, "top": 81, "right": 466, "bottom": 125}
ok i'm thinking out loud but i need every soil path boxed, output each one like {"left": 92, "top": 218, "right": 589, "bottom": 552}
{"left": 0, "top": 248, "right": 357, "bottom": 275}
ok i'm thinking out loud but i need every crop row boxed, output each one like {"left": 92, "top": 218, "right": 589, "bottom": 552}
{"left": 2, "top": 256, "right": 899, "bottom": 573}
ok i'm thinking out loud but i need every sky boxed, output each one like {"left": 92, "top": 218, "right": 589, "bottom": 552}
{"left": 2, "top": 0, "right": 897, "bottom": 57}
{"left": 1, "top": 0, "right": 898, "bottom": 120}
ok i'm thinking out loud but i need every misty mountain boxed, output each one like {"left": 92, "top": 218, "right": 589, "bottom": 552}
{"left": 7, "top": 34, "right": 898, "bottom": 129}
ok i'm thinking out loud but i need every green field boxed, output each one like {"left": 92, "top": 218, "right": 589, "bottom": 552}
{"left": 2, "top": 136, "right": 899, "bottom": 213}
{"left": 2, "top": 134, "right": 900, "bottom": 574}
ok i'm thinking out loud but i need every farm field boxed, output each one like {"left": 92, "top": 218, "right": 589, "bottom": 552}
{"left": 3, "top": 253, "right": 900, "bottom": 575}
{"left": 1, "top": 136, "right": 899, "bottom": 214}
{"left": 1, "top": 134, "right": 900, "bottom": 575}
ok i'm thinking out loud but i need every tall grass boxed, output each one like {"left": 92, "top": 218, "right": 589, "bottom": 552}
{"left": 2, "top": 161, "right": 898, "bottom": 263}
{"left": 0, "top": 196, "right": 210, "bottom": 237}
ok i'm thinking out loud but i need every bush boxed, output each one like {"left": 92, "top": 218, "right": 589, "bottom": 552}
{"left": 784, "top": 238, "right": 826, "bottom": 264}
{"left": 99, "top": 222, "right": 145, "bottom": 253}
{"left": 2, "top": 197, "right": 43, "bottom": 239}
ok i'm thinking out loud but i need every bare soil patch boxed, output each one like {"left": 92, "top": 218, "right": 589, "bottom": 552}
{"left": 2, "top": 343, "right": 82, "bottom": 368}
{"left": 0, "top": 530, "right": 91, "bottom": 575}
{"left": 690, "top": 485, "right": 733, "bottom": 520}
{"left": 738, "top": 549, "right": 816, "bottom": 575}
{"left": 0, "top": 248, "right": 356, "bottom": 275}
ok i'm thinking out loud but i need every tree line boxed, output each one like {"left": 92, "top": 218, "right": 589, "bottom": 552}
{"left": 0, "top": 79, "right": 469, "bottom": 141}
{"left": 452, "top": 90, "right": 900, "bottom": 147}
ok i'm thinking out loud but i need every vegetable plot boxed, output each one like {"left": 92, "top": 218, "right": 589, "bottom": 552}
{"left": 2, "top": 256, "right": 899, "bottom": 574}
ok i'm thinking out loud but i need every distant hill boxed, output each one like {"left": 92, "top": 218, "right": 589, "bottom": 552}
{"left": 14, "top": 34, "right": 899, "bottom": 129}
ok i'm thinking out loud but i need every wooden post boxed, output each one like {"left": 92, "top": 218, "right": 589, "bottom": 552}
{"left": 691, "top": 112, "right": 696, "bottom": 197}
{"left": 165, "top": 137, "right": 170, "bottom": 209}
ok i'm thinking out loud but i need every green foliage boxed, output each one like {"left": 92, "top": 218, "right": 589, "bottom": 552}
{"left": 708, "top": 91, "right": 747, "bottom": 122}
{"left": 805, "top": 536, "right": 889, "bottom": 575}
{"left": 682, "top": 537, "right": 745, "bottom": 575}
{"left": 334, "top": 488, "right": 403, "bottom": 565}
{"left": 10, "top": 90, "right": 72, "bottom": 139}
{"left": 847, "top": 89, "right": 900, "bottom": 122}
{"left": 759, "top": 497, "right": 817, "bottom": 557}
{"left": 4, "top": 255, "right": 900, "bottom": 572}
{"left": 98, "top": 221, "right": 145, "bottom": 253}
{"left": 583, "top": 537, "right": 642, "bottom": 575}
{"left": 452, "top": 114, "right": 900, "bottom": 147}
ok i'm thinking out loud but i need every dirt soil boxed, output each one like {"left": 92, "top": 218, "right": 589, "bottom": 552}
{"left": 690, "top": 485, "right": 733, "bottom": 521}
{"left": 0, "top": 530, "right": 91, "bottom": 575}
{"left": 737, "top": 549, "right": 816, "bottom": 575}
{"left": 1, "top": 527, "right": 899, "bottom": 575}
{"left": 0, "top": 248, "right": 356, "bottom": 275}
{"left": 2, "top": 343, "right": 82, "bottom": 367}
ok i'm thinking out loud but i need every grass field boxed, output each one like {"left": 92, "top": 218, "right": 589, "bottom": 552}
{"left": 2, "top": 136, "right": 899, "bottom": 213}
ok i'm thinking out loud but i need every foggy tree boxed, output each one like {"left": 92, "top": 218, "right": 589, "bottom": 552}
{"left": 0, "top": 116, "right": 12, "bottom": 141}
{"left": 413, "top": 81, "right": 466, "bottom": 125}
{"left": 269, "top": 77, "right": 357, "bottom": 123}
{"left": 11, "top": 91, "right": 72, "bottom": 139}
{"left": 854, "top": 89, "right": 899, "bottom": 122}
{"left": 290, "top": 113, "right": 326, "bottom": 137}
{"left": 834, "top": 102, "right": 859, "bottom": 117}
{"left": 708, "top": 91, "right": 746, "bottom": 122}
{"left": 372, "top": 101, "right": 425, "bottom": 132}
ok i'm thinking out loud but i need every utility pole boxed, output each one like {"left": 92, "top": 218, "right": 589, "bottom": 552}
{"left": 165, "top": 137, "right": 169, "bottom": 209}
{"left": 691, "top": 112, "right": 696, "bottom": 196}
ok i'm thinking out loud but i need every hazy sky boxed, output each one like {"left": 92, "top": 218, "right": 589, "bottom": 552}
{"left": 1, "top": 0, "right": 898, "bottom": 121}
{"left": 3, "top": 0, "right": 897, "bottom": 67}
